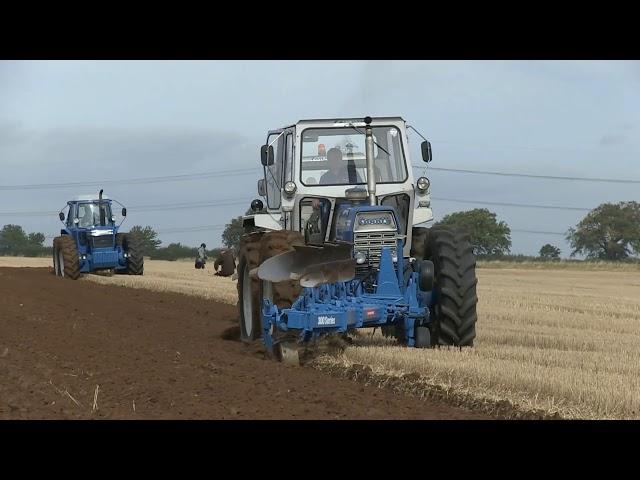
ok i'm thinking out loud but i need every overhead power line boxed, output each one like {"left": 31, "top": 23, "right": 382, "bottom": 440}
{"left": 433, "top": 197, "right": 590, "bottom": 212}
{"left": 4, "top": 163, "right": 640, "bottom": 192}
{"left": 0, "top": 168, "right": 258, "bottom": 191}
{"left": 0, "top": 198, "right": 252, "bottom": 217}
{"left": 0, "top": 193, "right": 596, "bottom": 217}
{"left": 511, "top": 229, "right": 566, "bottom": 236}
{"left": 424, "top": 167, "right": 640, "bottom": 184}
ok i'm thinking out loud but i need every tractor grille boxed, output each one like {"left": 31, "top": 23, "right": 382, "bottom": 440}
{"left": 91, "top": 235, "right": 114, "bottom": 249}
{"left": 93, "top": 250, "right": 119, "bottom": 266}
{"left": 354, "top": 231, "right": 397, "bottom": 277}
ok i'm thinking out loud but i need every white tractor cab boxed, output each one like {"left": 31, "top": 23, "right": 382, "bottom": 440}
{"left": 238, "top": 116, "right": 477, "bottom": 358}
{"left": 243, "top": 116, "right": 433, "bottom": 257}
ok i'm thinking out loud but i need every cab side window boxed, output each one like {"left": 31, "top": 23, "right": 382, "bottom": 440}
{"left": 265, "top": 133, "right": 285, "bottom": 209}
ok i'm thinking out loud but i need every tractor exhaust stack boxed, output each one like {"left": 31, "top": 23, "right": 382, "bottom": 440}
{"left": 364, "top": 116, "right": 377, "bottom": 206}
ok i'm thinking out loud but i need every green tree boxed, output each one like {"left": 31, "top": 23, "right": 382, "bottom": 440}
{"left": 539, "top": 243, "right": 561, "bottom": 260}
{"left": 27, "top": 232, "right": 45, "bottom": 247}
{"left": 436, "top": 209, "right": 511, "bottom": 256}
{"left": 222, "top": 208, "right": 258, "bottom": 252}
{"left": 567, "top": 201, "right": 640, "bottom": 260}
{"left": 0, "top": 225, "right": 48, "bottom": 256}
{"left": 128, "top": 225, "right": 162, "bottom": 256}
{"left": 0, "top": 224, "right": 29, "bottom": 254}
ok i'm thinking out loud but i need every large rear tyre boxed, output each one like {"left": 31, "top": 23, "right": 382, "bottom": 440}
{"left": 237, "top": 232, "right": 264, "bottom": 342}
{"left": 258, "top": 231, "right": 304, "bottom": 362}
{"left": 116, "top": 233, "right": 144, "bottom": 275}
{"left": 411, "top": 226, "right": 478, "bottom": 347}
{"left": 53, "top": 235, "right": 81, "bottom": 280}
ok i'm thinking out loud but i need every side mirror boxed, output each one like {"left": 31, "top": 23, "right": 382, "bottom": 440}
{"left": 257, "top": 179, "right": 266, "bottom": 197}
{"left": 122, "top": 208, "right": 127, "bottom": 217}
{"left": 59, "top": 212, "right": 65, "bottom": 221}
{"left": 261, "top": 145, "right": 274, "bottom": 166}
{"left": 421, "top": 140, "right": 432, "bottom": 163}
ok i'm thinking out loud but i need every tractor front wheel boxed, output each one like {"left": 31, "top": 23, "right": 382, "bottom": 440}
{"left": 116, "top": 233, "right": 144, "bottom": 275}
{"left": 53, "top": 236, "right": 81, "bottom": 280}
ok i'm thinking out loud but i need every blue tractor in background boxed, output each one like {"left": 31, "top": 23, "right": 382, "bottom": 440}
{"left": 237, "top": 116, "right": 478, "bottom": 364}
{"left": 53, "top": 190, "right": 144, "bottom": 279}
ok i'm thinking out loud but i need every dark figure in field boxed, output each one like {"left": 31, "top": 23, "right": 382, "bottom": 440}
{"left": 214, "top": 249, "right": 236, "bottom": 277}
{"left": 195, "top": 243, "right": 207, "bottom": 269}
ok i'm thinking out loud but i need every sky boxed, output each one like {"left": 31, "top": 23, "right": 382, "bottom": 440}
{"left": 1, "top": 60, "right": 639, "bottom": 256}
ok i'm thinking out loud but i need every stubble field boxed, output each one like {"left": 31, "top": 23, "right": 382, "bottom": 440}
{"left": 3, "top": 256, "right": 639, "bottom": 419}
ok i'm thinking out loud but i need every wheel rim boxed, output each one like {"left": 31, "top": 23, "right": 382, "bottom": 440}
{"left": 242, "top": 264, "right": 253, "bottom": 337}
{"left": 58, "top": 249, "right": 65, "bottom": 277}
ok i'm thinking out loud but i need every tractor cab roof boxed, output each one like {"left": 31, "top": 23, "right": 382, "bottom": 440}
{"left": 70, "top": 195, "right": 111, "bottom": 202}
{"left": 296, "top": 116, "right": 405, "bottom": 126}
{"left": 271, "top": 117, "right": 407, "bottom": 133}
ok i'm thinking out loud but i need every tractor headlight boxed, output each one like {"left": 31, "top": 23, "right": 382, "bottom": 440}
{"left": 416, "top": 176, "right": 430, "bottom": 192}
{"left": 355, "top": 251, "right": 367, "bottom": 265}
{"left": 283, "top": 181, "right": 297, "bottom": 197}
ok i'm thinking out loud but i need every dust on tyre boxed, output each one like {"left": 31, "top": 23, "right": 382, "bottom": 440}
{"left": 411, "top": 225, "right": 478, "bottom": 347}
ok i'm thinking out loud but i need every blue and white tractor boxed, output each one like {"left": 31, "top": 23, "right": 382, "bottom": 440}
{"left": 52, "top": 190, "right": 144, "bottom": 279}
{"left": 237, "top": 116, "right": 477, "bottom": 364}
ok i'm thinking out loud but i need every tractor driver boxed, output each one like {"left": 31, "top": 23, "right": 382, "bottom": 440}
{"left": 79, "top": 205, "right": 95, "bottom": 228}
{"left": 319, "top": 147, "right": 363, "bottom": 185}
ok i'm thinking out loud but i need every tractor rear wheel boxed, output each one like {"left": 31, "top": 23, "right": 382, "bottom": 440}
{"left": 116, "top": 233, "right": 144, "bottom": 275}
{"left": 237, "top": 232, "right": 265, "bottom": 342}
{"left": 53, "top": 235, "right": 81, "bottom": 280}
{"left": 258, "top": 231, "right": 304, "bottom": 362}
{"left": 411, "top": 226, "right": 478, "bottom": 347}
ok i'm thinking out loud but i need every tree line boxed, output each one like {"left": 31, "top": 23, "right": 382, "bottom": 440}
{"left": 3, "top": 200, "right": 638, "bottom": 262}
{"left": 220, "top": 200, "right": 640, "bottom": 262}
{"left": 0, "top": 224, "right": 222, "bottom": 261}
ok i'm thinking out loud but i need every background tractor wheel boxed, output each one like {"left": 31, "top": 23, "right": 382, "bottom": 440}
{"left": 54, "top": 235, "right": 80, "bottom": 280}
{"left": 117, "top": 233, "right": 144, "bottom": 275}
{"left": 237, "top": 232, "right": 264, "bottom": 342}
{"left": 411, "top": 225, "right": 478, "bottom": 347}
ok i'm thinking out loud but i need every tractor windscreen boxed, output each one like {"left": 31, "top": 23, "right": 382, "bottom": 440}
{"left": 77, "top": 202, "right": 113, "bottom": 228}
{"left": 300, "top": 126, "right": 407, "bottom": 186}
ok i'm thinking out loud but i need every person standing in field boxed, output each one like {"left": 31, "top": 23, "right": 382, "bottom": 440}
{"left": 195, "top": 243, "right": 207, "bottom": 269}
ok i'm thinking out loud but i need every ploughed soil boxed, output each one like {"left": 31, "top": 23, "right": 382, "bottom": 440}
{"left": 0, "top": 267, "right": 491, "bottom": 419}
